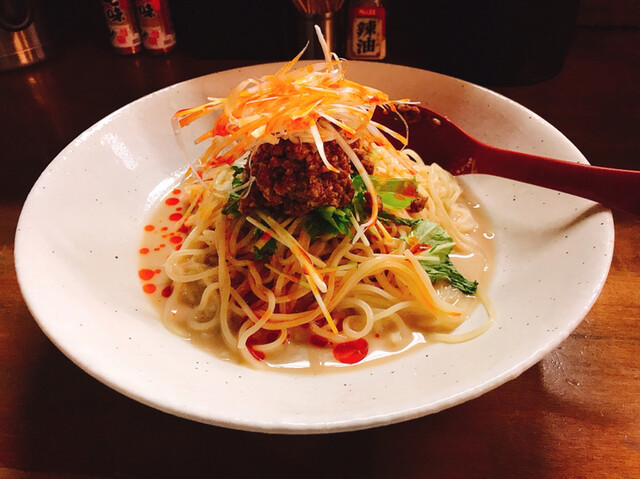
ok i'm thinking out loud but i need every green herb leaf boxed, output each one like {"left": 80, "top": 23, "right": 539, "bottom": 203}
{"left": 404, "top": 217, "right": 478, "bottom": 294}
{"left": 407, "top": 219, "right": 455, "bottom": 258}
{"left": 351, "top": 175, "right": 419, "bottom": 211}
{"left": 254, "top": 236, "right": 278, "bottom": 259}
{"left": 304, "top": 206, "right": 353, "bottom": 239}
{"left": 351, "top": 174, "right": 367, "bottom": 219}
{"left": 378, "top": 210, "right": 421, "bottom": 227}
{"left": 222, "top": 165, "right": 245, "bottom": 217}
{"left": 419, "top": 259, "right": 478, "bottom": 295}
{"left": 374, "top": 177, "right": 419, "bottom": 209}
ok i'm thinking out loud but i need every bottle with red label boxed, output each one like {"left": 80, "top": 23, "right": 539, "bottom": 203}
{"left": 346, "top": 0, "right": 386, "bottom": 60}
{"left": 101, "top": 0, "right": 142, "bottom": 54}
{"left": 133, "top": 0, "right": 177, "bottom": 54}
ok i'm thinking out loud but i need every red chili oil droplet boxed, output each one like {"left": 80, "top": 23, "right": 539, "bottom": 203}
{"left": 333, "top": 338, "right": 368, "bottom": 364}
{"left": 178, "top": 224, "right": 190, "bottom": 234}
{"left": 154, "top": 269, "right": 161, "bottom": 274}
{"left": 246, "top": 330, "right": 280, "bottom": 361}
{"left": 175, "top": 207, "right": 182, "bottom": 212}
{"left": 175, "top": 244, "right": 182, "bottom": 250}
{"left": 172, "top": 188, "right": 181, "bottom": 195}
{"left": 401, "top": 183, "right": 417, "bottom": 197}
{"left": 161, "top": 226, "right": 168, "bottom": 231}
{"left": 248, "top": 347, "right": 265, "bottom": 361}
{"left": 309, "top": 334, "right": 329, "bottom": 348}
{"left": 169, "top": 235, "right": 182, "bottom": 244}
{"left": 143, "top": 283, "right": 156, "bottom": 294}
{"left": 144, "top": 224, "right": 154, "bottom": 232}
{"left": 139, "top": 247, "right": 149, "bottom": 255}
{"left": 169, "top": 213, "right": 182, "bottom": 221}
{"left": 161, "top": 285, "right": 173, "bottom": 298}
{"left": 138, "top": 268, "right": 155, "bottom": 281}
{"left": 165, "top": 197, "right": 179, "bottom": 206}
{"left": 412, "top": 244, "right": 432, "bottom": 254}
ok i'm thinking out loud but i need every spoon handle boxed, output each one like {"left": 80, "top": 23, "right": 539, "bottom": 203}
{"left": 475, "top": 145, "right": 640, "bottom": 215}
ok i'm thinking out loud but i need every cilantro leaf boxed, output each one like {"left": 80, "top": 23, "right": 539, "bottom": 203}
{"left": 304, "top": 207, "right": 353, "bottom": 239}
{"left": 222, "top": 165, "right": 245, "bottom": 217}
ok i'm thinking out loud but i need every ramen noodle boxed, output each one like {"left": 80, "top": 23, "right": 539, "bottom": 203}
{"left": 139, "top": 28, "right": 495, "bottom": 369}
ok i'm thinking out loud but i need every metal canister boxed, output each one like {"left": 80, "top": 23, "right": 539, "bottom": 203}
{"left": 101, "top": 0, "right": 142, "bottom": 54}
{"left": 133, "top": 0, "right": 176, "bottom": 54}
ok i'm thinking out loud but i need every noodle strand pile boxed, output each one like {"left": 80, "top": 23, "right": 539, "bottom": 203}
{"left": 145, "top": 31, "right": 494, "bottom": 368}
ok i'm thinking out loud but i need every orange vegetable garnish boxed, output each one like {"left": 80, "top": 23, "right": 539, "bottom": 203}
{"left": 172, "top": 28, "right": 413, "bottom": 230}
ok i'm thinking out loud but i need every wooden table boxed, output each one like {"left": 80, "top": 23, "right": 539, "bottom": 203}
{"left": 1, "top": 26, "right": 638, "bottom": 478}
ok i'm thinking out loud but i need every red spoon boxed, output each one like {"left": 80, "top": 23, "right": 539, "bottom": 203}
{"left": 373, "top": 105, "right": 640, "bottom": 215}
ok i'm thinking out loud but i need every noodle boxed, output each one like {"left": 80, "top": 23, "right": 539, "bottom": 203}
{"left": 140, "top": 33, "right": 495, "bottom": 369}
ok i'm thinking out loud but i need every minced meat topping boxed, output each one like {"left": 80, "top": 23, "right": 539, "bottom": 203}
{"left": 240, "top": 140, "right": 373, "bottom": 216}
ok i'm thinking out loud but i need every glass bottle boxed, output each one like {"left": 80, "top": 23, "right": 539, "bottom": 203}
{"left": 346, "top": 0, "right": 386, "bottom": 60}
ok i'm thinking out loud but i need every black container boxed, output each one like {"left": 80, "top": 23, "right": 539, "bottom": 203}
{"left": 0, "top": 0, "right": 66, "bottom": 70}
{"left": 386, "top": 0, "right": 581, "bottom": 86}
{"left": 169, "top": 1, "right": 300, "bottom": 61}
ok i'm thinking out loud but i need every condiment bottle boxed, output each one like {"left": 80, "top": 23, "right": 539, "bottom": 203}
{"left": 346, "top": 0, "right": 386, "bottom": 60}
{"left": 101, "top": 0, "right": 142, "bottom": 54}
{"left": 133, "top": 0, "right": 176, "bottom": 54}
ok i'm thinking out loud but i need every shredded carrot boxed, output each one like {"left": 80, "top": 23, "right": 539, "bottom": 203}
{"left": 172, "top": 44, "right": 409, "bottom": 172}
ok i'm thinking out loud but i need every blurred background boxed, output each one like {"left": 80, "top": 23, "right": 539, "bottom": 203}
{"left": 2, "top": 0, "right": 638, "bottom": 84}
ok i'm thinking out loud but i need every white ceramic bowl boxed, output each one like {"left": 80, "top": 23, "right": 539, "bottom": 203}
{"left": 15, "top": 62, "right": 614, "bottom": 433}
